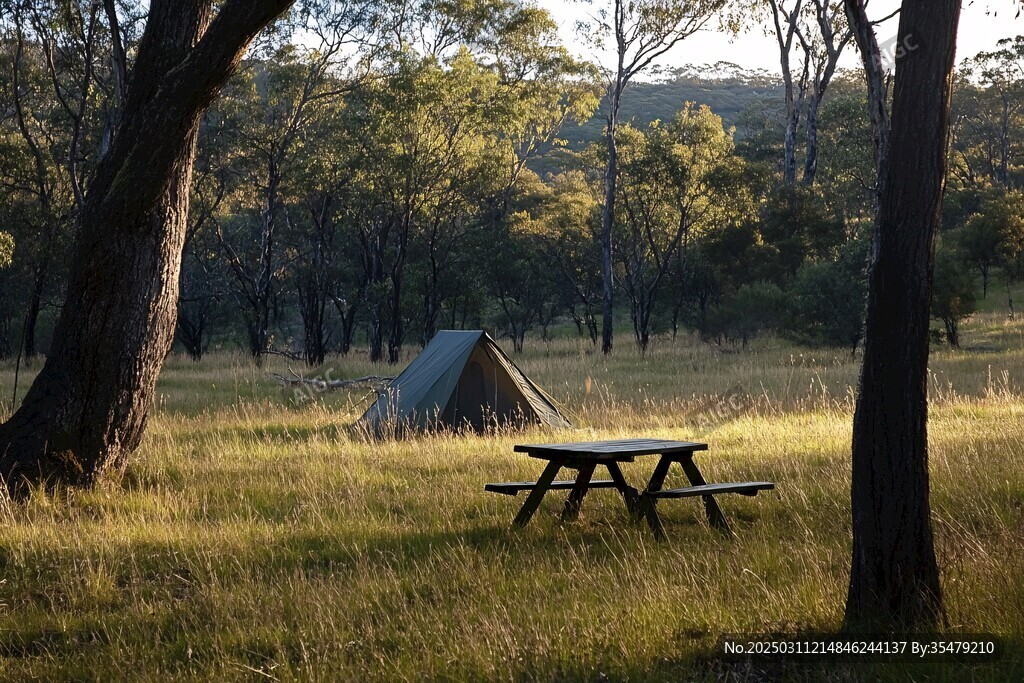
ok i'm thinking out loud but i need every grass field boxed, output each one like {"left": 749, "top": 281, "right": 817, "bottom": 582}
{"left": 1, "top": 311, "right": 1023, "bottom": 681}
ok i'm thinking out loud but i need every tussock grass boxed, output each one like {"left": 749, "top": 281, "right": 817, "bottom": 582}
{"left": 0, "top": 314, "right": 1023, "bottom": 680}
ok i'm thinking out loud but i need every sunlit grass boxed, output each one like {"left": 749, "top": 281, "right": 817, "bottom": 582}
{"left": 0, "top": 312, "right": 1022, "bottom": 680}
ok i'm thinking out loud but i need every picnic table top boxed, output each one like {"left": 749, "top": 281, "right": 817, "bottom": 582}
{"left": 513, "top": 438, "right": 708, "bottom": 460}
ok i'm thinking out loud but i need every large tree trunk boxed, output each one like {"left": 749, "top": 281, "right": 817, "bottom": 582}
{"left": 845, "top": 0, "right": 961, "bottom": 631}
{"left": 0, "top": 0, "right": 294, "bottom": 495}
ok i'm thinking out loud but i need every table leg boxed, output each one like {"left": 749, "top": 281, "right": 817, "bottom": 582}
{"left": 641, "top": 455, "right": 673, "bottom": 540}
{"left": 561, "top": 462, "right": 596, "bottom": 522}
{"left": 512, "top": 460, "right": 563, "bottom": 528}
{"left": 678, "top": 453, "right": 732, "bottom": 535}
{"left": 605, "top": 462, "right": 640, "bottom": 517}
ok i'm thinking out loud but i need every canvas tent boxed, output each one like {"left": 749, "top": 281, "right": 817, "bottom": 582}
{"left": 358, "top": 330, "right": 571, "bottom": 434}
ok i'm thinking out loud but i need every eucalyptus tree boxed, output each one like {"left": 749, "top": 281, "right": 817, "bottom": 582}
{"left": 931, "top": 244, "right": 977, "bottom": 348}
{"left": 813, "top": 72, "right": 876, "bottom": 223}
{"left": 958, "top": 189, "right": 1024, "bottom": 301}
{"left": 345, "top": 51, "right": 503, "bottom": 363}
{"left": 784, "top": 237, "right": 868, "bottom": 354}
{"left": 175, "top": 119, "right": 238, "bottom": 362}
{"left": 517, "top": 170, "right": 603, "bottom": 344}
{"left": 487, "top": 172, "right": 569, "bottom": 352}
{"left": 844, "top": 0, "right": 961, "bottom": 631}
{"left": 214, "top": 48, "right": 320, "bottom": 359}
{"left": 614, "top": 104, "right": 748, "bottom": 352}
{"left": 759, "top": 0, "right": 854, "bottom": 185}
{"left": 0, "top": 1, "right": 115, "bottom": 358}
{"left": 285, "top": 96, "right": 365, "bottom": 365}
{"left": 0, "top": 204, "right": 26, "bottom": 357}
{"left": 956, "top": 37, "right": 1024, "bottom": 188}
{"left": 215, "top": 2, "right": 369, "bottom": 361}
{"left": 0, "top": 0, "right": 297, "bottom": 495}
{"left": 343, "top": 0, "right": 597, "bottom": 362}
{"left": 578, "top": 0, "right": 729, "bottom": 354}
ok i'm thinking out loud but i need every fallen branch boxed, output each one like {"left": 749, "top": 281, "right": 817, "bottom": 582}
{"left": 263, "top": 348, "right": 305, "bottom": 361}
{"left": 271, "top": 368, "right": 394, "bottom": 392}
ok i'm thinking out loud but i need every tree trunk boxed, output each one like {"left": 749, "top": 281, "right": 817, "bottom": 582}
{"left": 942, "top": 318, "right": 959, "bottom": 348}
{"left": 252, "top": 166, "right": 280, "bottom": 360}
{"left": 783, "top": 101, "right": 802, "bottom": 185}
{"left": 23, "top": 262, "right": 47, "bottom": 359}
{"left": 387, "top": 212, "right": 410, "bottom": 365}
{"left": 0, "top": 0, "right": 294, "bottom": 495}
{"left": 176, "top": 304, "right": 207, "bottom": 361}
{"left": 422, "top": 269, "right": 440, "bottom": 347}
{"left": 298, "top": 277, "right": 327, "bottom": 368}
{"left": 368, "top": 314, "right": 384, "bottom": 362}
{"left": 512, "top": 323, "right": 525, "bottom": 353}
{"left": 387, "top": 268, "right": 404, "bottom": 364}
{"left": 0, "top": 311, "right": 12, "bottom": 359}
{"left": 845, "top": 0, "right": 960, "bottom": 631}
{"left": 999, "top": 99, "right": 1010, "bottom": 186}
{"left": 772, "top": 0, "right": 806, "bottom": 188}
{"left": 600, "top": 82, "right": 623, "bottom": 356}
{"left": 845, "top": 0, "right": 892, "bottom": 218}
{"left": 802, "top": 92, "right": 823, "bottom": 186}
{"left": 367, "top": 239, "right": 386, "bottom": 363}
{"left": 330, "top": 290, "right": 361, "bottom": 356}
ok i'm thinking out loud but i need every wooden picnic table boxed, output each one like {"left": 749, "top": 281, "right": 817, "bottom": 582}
{"left": 485, "top": 438, "right": 774, "bottom": 540}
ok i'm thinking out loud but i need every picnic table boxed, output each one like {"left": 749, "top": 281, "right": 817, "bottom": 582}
{"left": 485, "top": 439, "right": 774, "bottom": 540}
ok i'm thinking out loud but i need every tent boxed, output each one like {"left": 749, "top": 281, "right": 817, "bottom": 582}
{"left": 358, "top": 330, "right": 571, "bottom": 434}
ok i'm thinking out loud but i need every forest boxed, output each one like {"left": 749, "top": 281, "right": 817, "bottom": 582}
{"left": 2, "top": 1, "right": 1020, "bottom": 368}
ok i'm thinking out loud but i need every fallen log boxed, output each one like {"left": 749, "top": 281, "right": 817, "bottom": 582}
{"left": 271, "top": 369, "right": 394, "bottom": 392}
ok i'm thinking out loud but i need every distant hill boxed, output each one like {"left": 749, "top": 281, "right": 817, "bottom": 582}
{"left": 536, "top": 64, "right": 785, "bottom": 176}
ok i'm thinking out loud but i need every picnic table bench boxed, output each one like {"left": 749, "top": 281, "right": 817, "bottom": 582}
{"left": 486, "top": 439, "right": 775, "bottom": 540}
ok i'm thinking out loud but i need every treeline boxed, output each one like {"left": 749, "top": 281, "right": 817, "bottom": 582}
{"left": 1, "top": 2, "right": 1022, "bottom": 367}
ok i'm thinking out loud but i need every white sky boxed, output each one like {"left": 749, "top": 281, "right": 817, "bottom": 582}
{"left": 540, "top": 0, "right": 1024, "bottom": 77}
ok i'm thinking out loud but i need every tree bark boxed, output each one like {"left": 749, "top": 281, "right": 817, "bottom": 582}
{"left": 768, "top": 0, "right": 807, "bottom": 187}
{"left": 802, "top": 0, "right": 851, "bottom": 186}
{"left": 802, "top": 54, "right": 844, "bottom": 186}
{"left": 0, "top": 0, "right": 294, "bottom": 495}
{"left": 298, "top": 276, "right": 328, "bottom": 368}
{"left": 845, "top": 0, "right": 961, "bottom": 631}
{"left": 782, "top": 83, "right": 806, "bottom": 185}
{"left": 600, "top": 98, "right": 619, "bottom": 356}
{"left": 388, "top": 263, "right": 405, "bottom": 364}
{"left": 844, "top": 0, "right": 892, "bottom": 216}
{"left": 802, "top": 93, "right": 821, "bottom": 185}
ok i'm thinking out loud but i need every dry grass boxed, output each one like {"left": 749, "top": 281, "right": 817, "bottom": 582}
{"left": 0, "top": 313, "right": 1022, "bottom": 681}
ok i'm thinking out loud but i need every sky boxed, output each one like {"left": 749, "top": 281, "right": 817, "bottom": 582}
{"left": 539, "top": 0, "right": 1024, "bottom": 78}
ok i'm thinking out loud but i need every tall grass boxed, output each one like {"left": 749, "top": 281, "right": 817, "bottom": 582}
{"left": 0, "top": 313, "right": 1022, "bottom": 680}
